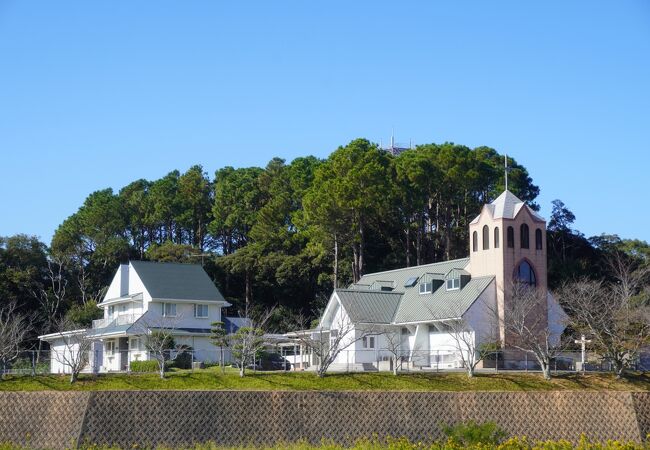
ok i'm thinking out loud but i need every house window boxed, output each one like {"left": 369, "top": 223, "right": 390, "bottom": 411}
{"left": 472, "top": 231, "right": 478, "bottom": 252}
{"left": 329, "top": 329, "right": 338, "bottom": 347}
{"left": 419, "top": 281, "right": 433, "bottom": 294}
{"left": 362, "top": 336, "right": 376, "bottom": 349}
{"left": 494, "top": 227, "right": 500, "bottom": 248}
{"left": 520, "top": 224, "right": 530, "bottom": 249}
{"left": 446, "top": 278, "right": 460, "bottom": 291}
{"left": 162, "top": 303, "right": 177, "bottom": 317}
{"left": 194, "top": 304, "right": 209, "bottom": 318}
{"left": 507, "top": 226, "right": 515, "bottom": 248}
{"left": 535, "top": 228, "right": 543, "bottom": 250}
{"left": 106, "top": 341, "right": 115, "bottom": 356}
{"left": 130, "top": 338, "right": 142, "bottom": 351}
{"left": 108, "top": 305, "right": 115, "bottom": 317}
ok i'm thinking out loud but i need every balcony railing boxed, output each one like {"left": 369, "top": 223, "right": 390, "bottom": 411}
{"left": 92, "top": 313, "right": 143, "bottom": 330}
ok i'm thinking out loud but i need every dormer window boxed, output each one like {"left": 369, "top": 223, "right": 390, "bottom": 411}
{"left": 446, "top": 278, "right": 460, "bottom": 291}
{"left": 419, "top": 281, "right": 433, "bottom": 294}
{"left": 404, "top": 277, "right": 419, "bottom": 288}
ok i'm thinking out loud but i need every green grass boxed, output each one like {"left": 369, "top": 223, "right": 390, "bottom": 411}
{"left": 0, "top": 367, "right": 649, "bottom": 392}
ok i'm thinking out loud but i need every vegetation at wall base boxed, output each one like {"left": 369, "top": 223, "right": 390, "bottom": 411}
{"left": 2, "top": 435, "right": 650, "bottom": 449}
{"left": 0, "top": 369, "right": 648, "bottom": 392}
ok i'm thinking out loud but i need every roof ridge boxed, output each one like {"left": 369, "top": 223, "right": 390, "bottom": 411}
{"left": 358, "top": 258, "right": 470, "bottom": 278}
{"left": 130, "top": 260, "right": 203, "bottom": 267}
{"left": 336, "top": 289, "right": 404, "bottom": 295}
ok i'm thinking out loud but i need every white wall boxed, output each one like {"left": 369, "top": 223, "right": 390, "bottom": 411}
{"left": 547, "top": 292, "right": 567, "bottom": 346}
{"left": 146, "top": 301, "right": 221, "bottom": 330}
{"left": 49, "top": 340, "right": 101, "bottom": 374}
{"left": 463, "top": 278, "right": 498, "bottom": 348}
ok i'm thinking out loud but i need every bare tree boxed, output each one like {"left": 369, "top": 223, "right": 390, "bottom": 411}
{"left": 0, "top": 303, "right": 32, "bottom": 376}
{"left": 500, "top": 283, "right": 567, "bottom": 380}
{"left": 558, "top": 256, "right": 650, "bottom": 378}
{"left": 446, "top": 317, "right": 499, "bottom": 378}
{"left": 50, "top": 318, "right": 92, "bottom": 384}
{"left": 31, "top": 256, "right": 68, "bottom": 362}
{"left": 382, "top": 329, "right": 404, "bottom": 376}
{"left": 424, "top": 296, "right": 499, "bottom": 378}
{"left": 133, "top": 314, "right": 179, "bottom": 379}
{"left": 294, "top": 311, "right": 381, "bottom": 378}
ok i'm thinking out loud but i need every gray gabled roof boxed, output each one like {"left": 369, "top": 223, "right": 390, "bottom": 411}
{"left": 336, "top": 289, "right": 403, "bottom": 324}
{"left": 130, "top": 261, "right": 226, "bottom": 302}
{"left": 357, "top": 258, "right": 470, "bottom": 289}
{"left": 392, "top": 276, "right": 494, "bottom": 323}
{"left": 335, "top": 258, "right": 494, "bottom": 325}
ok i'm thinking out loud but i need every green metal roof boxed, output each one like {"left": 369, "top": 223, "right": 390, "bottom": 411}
{"left": 392, "top": 276, "right": 494, "bottom": 323}
{"left": 335, "top": 289, "right": 402, "bottom": 324}
{"left": 338, "top": 258, "right": 494, "bottom": 324}
{"left": 357, "top": 258, "right": 470, "bottom": 289}
{"left": 130, "top": 261, "right": 226, "bottom": 302}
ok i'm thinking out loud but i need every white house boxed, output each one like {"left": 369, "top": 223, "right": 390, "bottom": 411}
{"left": 293, "top": 190, "right": 567, "bottom": 371}
{"left": 40, "top": 261, "right": 235, "bottom": 373}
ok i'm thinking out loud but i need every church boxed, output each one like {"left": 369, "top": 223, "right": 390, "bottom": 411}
{"left": 302, "top": 190, "right": 567, "bottom": 371}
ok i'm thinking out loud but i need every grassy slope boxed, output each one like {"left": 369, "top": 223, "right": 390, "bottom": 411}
{"left": 0, "top": 368, "right": 649, "bottom": 391}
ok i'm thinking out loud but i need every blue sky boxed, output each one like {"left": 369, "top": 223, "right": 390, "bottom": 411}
{"left": 1, "top": 1, "right": 649, "bottom": 244}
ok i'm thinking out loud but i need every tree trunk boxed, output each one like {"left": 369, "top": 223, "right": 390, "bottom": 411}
{"left": 405, "top": 227, "right": 411, "bottom": 267}
{"left": 245, "top": 270, "right": 252, "bottom": 314}
{"left": 613, "top": 360, "right": 625, "bottom": 379}
{"left": 333, "top": 234, "right": 339, "bottom": 289}
{"left": 239, "top": 366, "right": 245, "bottom": 378}
{"left": 358, "top": 218, "right": 364, "bottom": 278}
{"left": 70, "top": 371, "right": 77, "bottom": 384}
{"left": 416, "top": 219, "right": 423, "bottom": 266}
{"left": 159, "top": 358, "right": 166, "bottom": 379}
{"left": 541, "top": 361, "right": 551, "bottom": 380}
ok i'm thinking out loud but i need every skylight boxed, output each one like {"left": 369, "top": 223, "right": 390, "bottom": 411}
{"left": 404, "top": 277, "right": 419, "bottom": 288}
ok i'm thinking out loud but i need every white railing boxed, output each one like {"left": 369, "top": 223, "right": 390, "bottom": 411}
{"left": 92, "top": 318, "right": 112, "bottom": 329}
{"left": 92, "top": 313, "right": 143, "bottom": 329}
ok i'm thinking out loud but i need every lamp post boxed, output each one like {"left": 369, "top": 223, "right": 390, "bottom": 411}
{"left": 574, "top": 334, "right": 592, "bottom": 373}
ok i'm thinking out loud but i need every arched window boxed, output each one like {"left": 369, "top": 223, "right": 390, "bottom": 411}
{"left": 535, "top": 228, "right": 543, "bottom": 250}
{"left": 516, "top": 260, "right": 537, "bottom": 286}
{"left": 494, "top": 227, "right": 500, "bottom": 248}
{"left": 482, "top": 225, "right": 489, "bottom": 250}
{"left": 507, "top": 226, "right": 514, "bottom": 248}
{"left": 520, "top": 224, "right": 530, "bottom": 249}
{"left": 472, "top": 231, "right": 478, "bottom": 252}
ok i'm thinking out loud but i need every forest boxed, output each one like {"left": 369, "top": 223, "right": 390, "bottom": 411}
{"left": 1, "top": 138, "right": 649, "bottom": 338}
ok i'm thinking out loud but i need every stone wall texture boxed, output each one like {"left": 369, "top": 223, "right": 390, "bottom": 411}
{"left": 0, "top": 391, "right": 648, "bottom": 449}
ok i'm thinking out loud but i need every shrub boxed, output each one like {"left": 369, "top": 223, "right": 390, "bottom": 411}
{"left": 441, "top": 420, "right": 507, "bottom": 446}
{"left": 171, "top": 346, "right": 193, "bottom": 369}
{"left": 129, "top": 360, "right": 159, "bottom": 372}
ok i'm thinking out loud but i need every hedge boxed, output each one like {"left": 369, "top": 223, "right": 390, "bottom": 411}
{"left": 129, "top": 360, "right": 160, "bottom": 372}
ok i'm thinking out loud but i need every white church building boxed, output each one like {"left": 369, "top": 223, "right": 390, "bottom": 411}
{"left": 40, "top": 261, "right": 234, "bottom": 373}
{"left": 292, "top": 190, "right": 567, "bottom": 371}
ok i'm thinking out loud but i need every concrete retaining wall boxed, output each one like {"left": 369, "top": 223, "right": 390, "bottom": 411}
{"left": 1, "top": 391, "right": 648, "bottom": 449}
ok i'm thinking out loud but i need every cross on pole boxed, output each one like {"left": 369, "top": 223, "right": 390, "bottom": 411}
{"left": 574, "top": 334, "right": 592, "bottom": 372}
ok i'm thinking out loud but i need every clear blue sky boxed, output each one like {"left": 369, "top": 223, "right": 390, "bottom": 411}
{"left": 1, "top": 1, "right": 649, "bottom": 244}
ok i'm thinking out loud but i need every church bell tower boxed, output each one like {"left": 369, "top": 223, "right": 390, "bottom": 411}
{"left": 467, "top": 190, "right": 548, "bottom": 348}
